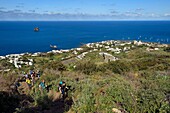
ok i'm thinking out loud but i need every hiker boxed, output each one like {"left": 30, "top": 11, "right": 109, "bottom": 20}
{"left": 26, "top": 77, "right": 31, "bottom": 89}
{"left": 102, "top": 53, "right": 105, "bottom": 59}
{"left": 15, "top": 79, "right": 20, "bottom": 88}
{"left": 30, "top": 70, "right": 33, "bottom": 75}
{"left": 10, "top": 82, "right": 20, "bottom": 95}
{"left": 31, "top": 72, "right": 36, "bottom": 86}
{"left": 58, "top": 81, "right": 63, "bottom": 93}
{"left": 39, "top": 80, "right": 47, "bottom": 91}
{"left": 37, "top": 70, "right": 41, "bottom": 78}
{"left": 58, "top": 81, "right": 68, "bottom": 99}
{"left": 21, "top": 72, "right": 27, "bottom": 82}
{"left": 25, "top": 73, "right": 28, "bottom": 79}
{"left": 11, "top": 78, "right": 21, "bottom": 94}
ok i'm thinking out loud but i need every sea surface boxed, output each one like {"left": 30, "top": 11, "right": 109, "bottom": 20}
{"left": 0, "top": 21, "right": 170, "bottom": 56}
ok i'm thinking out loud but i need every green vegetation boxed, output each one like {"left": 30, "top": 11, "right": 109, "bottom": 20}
{"left": 0, "top": 45, "right": 170, "bottom": 113}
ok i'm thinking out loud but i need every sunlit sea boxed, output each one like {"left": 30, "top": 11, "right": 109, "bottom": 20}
{"left": 0, "top": 21, "right": 170, "bottom": 55}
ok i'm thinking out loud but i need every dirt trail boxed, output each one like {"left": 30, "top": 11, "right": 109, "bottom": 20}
{"left": 18, "top": 82, "right": 30, "bottom": 94}
{"left": 17, "top": 81, "right": 72, "bottom": 113}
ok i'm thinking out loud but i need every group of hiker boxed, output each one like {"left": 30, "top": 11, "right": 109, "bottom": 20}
{"left": 39, "top": 79, "right": 69, "bottom": 99}
{"left": 12, "top": 70, "right": 69, "bottom": 99}
{"left": 23, "top": 70, "right": 40, "bottom": 89}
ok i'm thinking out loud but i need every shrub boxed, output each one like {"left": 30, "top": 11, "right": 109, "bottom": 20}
{"left": 164, "top": 46, "right": 170, "bottom": 52}
{"left": 72, "top": 80, "right": 97, "bottom": 112}
{"left": 106, "top": 60, "right": 136, "bottom": 74}
{"left": 135, "top": 71, "right": 170, "bottom": 112}
{"left": 40, "top": 68, "right": 61, "bottom": 82}
{"left": 0, "top": 72, "right": 18, "bottom": 91}
{"left": 30, "top": 85, "right": 52, "bottom": 110}
{"left": 132, "top": 57, "right": 170, "bottom": 71}
{"left": 75, "top": 61, "right": 97, "bottom": 75}
{"left": 96, "top": 64, "right": 107, "bottom": 72}
{"left": 0, "top": 59, "right": 14, "bottom": 69}
{"left": 42, "top": 61, "right": 66, "bottom": 72}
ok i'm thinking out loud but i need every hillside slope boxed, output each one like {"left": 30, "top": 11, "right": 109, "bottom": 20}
{"left": 0, "top": 41, "right": 170, "bottom": 113}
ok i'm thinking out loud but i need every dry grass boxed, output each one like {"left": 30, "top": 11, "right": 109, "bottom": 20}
{"left": 48, "top": 90, "right": 61, "bottom": 102}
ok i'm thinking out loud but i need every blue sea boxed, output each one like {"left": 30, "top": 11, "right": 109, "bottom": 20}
{"left": 0, "top": 21, "right": 170, "bottom": 56}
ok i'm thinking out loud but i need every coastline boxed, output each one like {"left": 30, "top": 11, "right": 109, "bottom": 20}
{"left": 0, "top": 21, "right": 170, "bottom": 56}
{"left": 0, "top": 40, "right": 169, "bottom": 58}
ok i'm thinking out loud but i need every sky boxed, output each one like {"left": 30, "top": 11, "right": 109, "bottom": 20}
{"left": 0, "top": 0, "right": 170, "bottom": 21}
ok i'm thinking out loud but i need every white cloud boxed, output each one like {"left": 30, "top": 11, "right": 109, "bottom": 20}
{"left": 0, "top": 9, "right": 169, "bottom": 20}
{"left": 110, "top": 11, "right": 119, "bottom": 14}
{"left": 164, "top": 13, "right": 170, "bottom": 17}
{"left": 0, "top": 7, "right": 6, "bottom": 10}
{"left": 135, "top": 8, "right": 144, "bottom": 12}
{"left": 28, "top": 10, "right": 35, "bottom": 13}
{"left": 150, "top": 13, "right": 160, "bottom": 17}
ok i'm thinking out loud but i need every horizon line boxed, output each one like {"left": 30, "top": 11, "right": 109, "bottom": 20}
{"left": 0, "top": 19, "right": 170, "bottom": 22}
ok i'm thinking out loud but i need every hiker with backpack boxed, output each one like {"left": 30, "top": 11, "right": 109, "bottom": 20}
{"left": 39, "top": 80, "right": 47, "bottom": 92}
{"left": 26, "top": 77, "right": 31, "bottom": 89}
{"left": 58, "top": 81, "right": 69, "bottom": 99}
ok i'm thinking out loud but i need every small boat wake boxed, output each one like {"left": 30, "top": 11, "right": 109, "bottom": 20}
{"left": 50, "top": 45, "right": 57, "bottom": 49}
